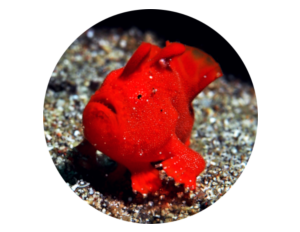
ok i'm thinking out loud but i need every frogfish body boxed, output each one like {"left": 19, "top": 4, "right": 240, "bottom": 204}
{"left": 82, "top": 41, "right": 222, "bottom": 194}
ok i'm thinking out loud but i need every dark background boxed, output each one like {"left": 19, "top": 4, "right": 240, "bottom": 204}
{"left": 92, "top": 10, "right": 252, "bottom": 85}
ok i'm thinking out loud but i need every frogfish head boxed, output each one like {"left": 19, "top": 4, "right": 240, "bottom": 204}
{"left": 82, "top": 87, "right": 121, "bottom": 154}
{"left": 82, "top": 42, "right": 187, "bottom": 155}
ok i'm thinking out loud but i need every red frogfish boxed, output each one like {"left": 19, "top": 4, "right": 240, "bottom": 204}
{"left": 82, "top": 41, "right": 222, "bottom": 194}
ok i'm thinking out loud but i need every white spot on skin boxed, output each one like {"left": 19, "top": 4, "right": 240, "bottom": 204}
{"left": 203, "top": 75, "right": 207, "bottom": 78}
{"left": 159, "top": 59, "right": 167, "bottom": 68}
{"left": 133, "top": 107, "right": 136, "bottom": 110}
{"left": 146, "top": 99, "right": 149, "bottom": 102}
{"left": 149, "top": 76, "right": 153, "bottom": 79}
{"left": 124, "top": 137, "right": 126, "bottom": 140}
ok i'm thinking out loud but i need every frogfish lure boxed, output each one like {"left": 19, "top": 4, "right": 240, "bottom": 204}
{"left": 82, "top": 41, "right": 222, "bottom": 194}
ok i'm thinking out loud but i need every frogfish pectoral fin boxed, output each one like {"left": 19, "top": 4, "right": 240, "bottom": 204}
{"left": 127, "top": 162, "right": 162, "bottom": 194}
{"left": 161, "top": 136, "right": 206, "bottom": 190}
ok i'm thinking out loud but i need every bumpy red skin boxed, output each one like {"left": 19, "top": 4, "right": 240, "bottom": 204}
{"left": 82, "top": 41, "right": 222, "bottom": 194}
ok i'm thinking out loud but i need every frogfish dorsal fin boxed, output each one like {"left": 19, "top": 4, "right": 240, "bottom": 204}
{"left": 122, "top": 42, "right": 151, "bottom": 76}
{"left": 150, "top": 42, "right": 185, "bottom": 66}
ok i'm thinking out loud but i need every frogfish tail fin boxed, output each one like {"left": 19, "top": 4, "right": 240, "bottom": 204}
{"left": 173, "top": 45, "right": 223, "bottom": 101}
